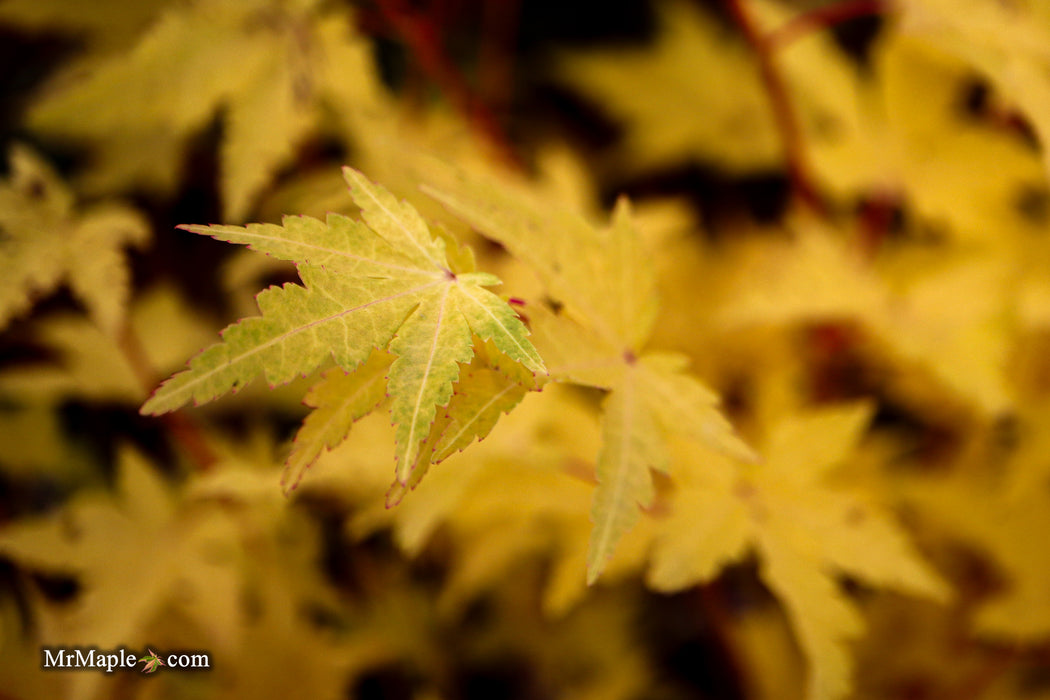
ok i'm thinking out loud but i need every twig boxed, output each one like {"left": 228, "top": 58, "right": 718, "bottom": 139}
{"left": 768, "top": 0, "right": 891, "bottom": 49}
{"left": 377, "top": 0, "right": 524, "bottom": 170}
{"left": 855, "top": 190, "right": 899, "bottom": 257}
{"left": 116, "top": 322, "right": 218, "bottom": 472}
{"left": 724, "top": 0, "right": 829, "bottom": 216}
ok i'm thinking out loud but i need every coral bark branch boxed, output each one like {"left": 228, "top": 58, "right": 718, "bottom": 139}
{"left": 118, "top": 322, "right": 218, "bottom": 472}
{"left": 377, "top": 0, "right": 523, "bottom": 169}
{"left": 769, "top": 0, "right": 890, "bottom": 49}
{"left": 724, "top": 0, "right": 829, "bottom": 216}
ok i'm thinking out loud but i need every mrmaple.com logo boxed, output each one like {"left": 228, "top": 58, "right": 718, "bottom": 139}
{"left": 41, "top": 647, "right": 210, "bottom": 673}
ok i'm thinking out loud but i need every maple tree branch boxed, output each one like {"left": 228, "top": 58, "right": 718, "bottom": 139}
{"left": 724, "top": 0, "right": 829, "bottom": 216}
{"left": 768, "top": 0, "right": 891, "bottom": 49}
{"left": 854, "top": 189, "right": 900, "bottom": 257}
{"left": 116, "top": 322, "right": 218, "bottom": 472}
{"left": 376, "top": 0, "right": 524, "bottom": 170}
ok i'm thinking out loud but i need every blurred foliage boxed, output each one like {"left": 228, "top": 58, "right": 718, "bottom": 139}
{"left": 3, "top": 0, "right": 1050, "bottom": 699}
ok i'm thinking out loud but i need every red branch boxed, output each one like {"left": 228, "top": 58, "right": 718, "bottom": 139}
{"left": 117, "top": 323, "right": 218, "bottom": 472}
{"left": 769, "top": 0, "right": 891, "bottom": 49}
{"left": 724, "top": 0, "right": 828, "bottom": 216}
{"left": 377, "top": 0, "right": 523, "bottom": 170}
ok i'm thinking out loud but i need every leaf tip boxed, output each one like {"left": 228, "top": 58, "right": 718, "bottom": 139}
{"left": 139, "top": 389, "right": 172, "bottom": 416}
{"left": 585, "top": 565, "right": 601, "bottom": 587}
{"left": 385, "top": 479, "right": 409, "bottom": 508}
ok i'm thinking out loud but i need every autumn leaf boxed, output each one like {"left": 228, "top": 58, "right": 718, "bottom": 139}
{"left": 648, "top": 404, "right": 950, "bottom": 700}
{"left": 897, "top": 0, "right": 1050, "bottom": 184}
{"left": 352, "top": 384, "right": 618, "bottom": 616}
{"left": 555, "top": 0, "right": 879, "bottom": 196}
{"left": 143, "top": 168, "right": 544, "bottom": 485}
{"left": 25, "top": 0, "right": 387, "bottom": 219}
{"left": 555, "top": 0, "right": 778, "bottom": 173}
{"left": 0, "top": 448, "right": 238, "bottom": 700}
{"left": 0, "top": 145, "right": 149, "bottom": 334}
{"left": 282, "top": 350, "right": 393, "bottom": 493}
{"left": 0, "top": 284, "right": 216, "bottom": 407}
{"left": 875, "top": 28, "right": 1049, "bottom": 247}
{"left": 385, "top": 337, "right": 537, "bottom": 503}
{"left": 423, "top": 162, "right": 754, "bottom": 583}
{"left": 906, "top": 416, "right": 1050, "bottom": 643}
{"left": 721, "top": 218, "right": 1016, "bottom": 413}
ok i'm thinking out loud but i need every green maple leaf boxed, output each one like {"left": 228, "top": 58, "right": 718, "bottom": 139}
{"left": 138, "top": 649, "right": 165, "bottom": 674}
{"left": 384, "top": 338, "right": 537, "bottom": 504}
{"left": 142, "top": 168, "right": 544, "bottom": 485}
{"left": 422, "top": 162, "right": 754, "bottom": 584}
{"left": 282, "top": 350, "right": 394, "bottom": 493}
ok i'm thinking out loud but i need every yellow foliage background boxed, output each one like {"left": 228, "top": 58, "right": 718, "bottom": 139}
{"left": 2, "top": 1, "right": 1050, "bottom": 699}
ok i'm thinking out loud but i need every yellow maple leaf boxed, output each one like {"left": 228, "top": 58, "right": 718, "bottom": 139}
{"left": 0, "top": 145, "right": 148, "bottom": 335}
{"left": 27, "top": 0, "right": 387, "bottom": 220}
{"left": 648, "top": 403, "right": 949, "bottom": 700}
{"left": 721, "top": 218, "right": 1016, "bottom": 414}
{"left": 424, "top": 160, "right": 754, "bottom": 584}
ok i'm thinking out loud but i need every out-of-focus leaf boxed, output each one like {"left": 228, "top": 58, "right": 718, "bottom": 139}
{"left": 0, "top": 145, "right": 148, "bottom": 334}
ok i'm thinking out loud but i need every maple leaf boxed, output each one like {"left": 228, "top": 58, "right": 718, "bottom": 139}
{"left": 0, "top": 0, "right": 168, "bottom": 52}
{"left": 138, "top": 649, "right": 165, "bottom": 674}
{"left": 282, "top": 338, "right": 535, "bottom": 496}
{"left": 555, "top": 0, "right": 877, "bottom": 195}
{"left": 349, "top": 384, "right": 630, "bottom": 617}
{"left": 555, "top": 0, "right": 778, "bottom": 173}
{"left": 422, "top": 162, "right": 754, "bottom": 584}
{"left": 897, "top": 0, "right": 1050, "bottom": 185}
{"left": 906, "top": 423, "right": 1050, "bottom": 643}
{"left": 0, "top": 447, "right": 238, "bottom": 700}
{"left": 282, "top": 350, "right": 394, "bottom": 493}
{"left": 0, "top": 284, "right": 216, "bottom": 406}
{"left": 0, "top": 145, "right": 149, "bottom": 334}
{"left": 142, "top": 168, "right": 544, "bottom": 486}
{"left": 384, "top": 337, "right": 537, "bottom": 503}
{"left": 875, "top": 28, "right": 1049, "bottom": 247}
{"left": 26, "top": 0, "right": 387, "bottom": 219}
{"left": 648, "top": 404, "right": 950, "bottom": 700}
{"left": 721, "top": 219, "right": 1016, "bottom": 414}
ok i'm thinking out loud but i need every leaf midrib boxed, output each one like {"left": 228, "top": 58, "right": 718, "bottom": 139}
{"left": 195, "top": 225, "right": 426, "bottom": 276}
{"left": 150, "top": 279, "right": 443, "bottom": 409}
{"left": 401, "top": 284, "right": 452, "bottom": 477}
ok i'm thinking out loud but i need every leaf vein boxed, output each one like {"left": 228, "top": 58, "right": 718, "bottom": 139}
{"left": 172, "top": 280, "right": 442, "bottom": 404}
{"left": 457, "top": 284, "right": 539, "bottom": 369}
{"left": 351, "top": 174, "right": 444, "bottom": 269}
{"left": 207, "top": 227, "right": 425, "bottom": 275}
{"left": 438, "top": 382, "right": 520, "bottom": 456}
{"left": 403, "top": 284, "right": 453, "bottom": 470}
